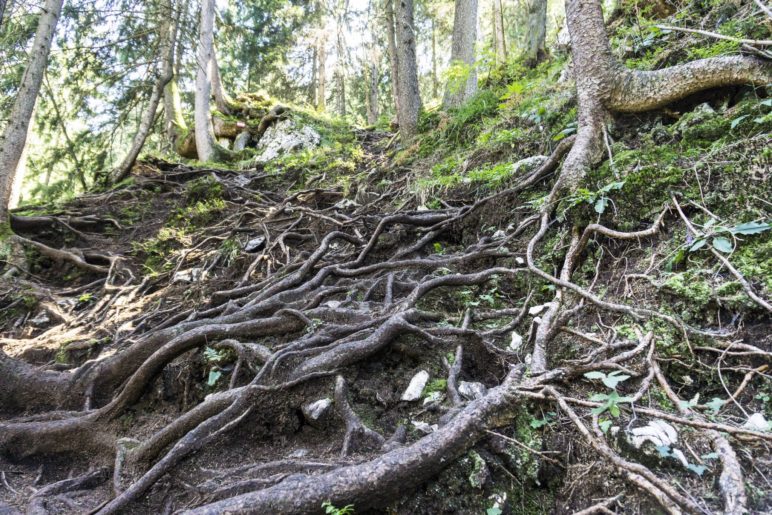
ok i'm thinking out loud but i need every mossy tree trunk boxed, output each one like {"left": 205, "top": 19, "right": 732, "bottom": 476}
{"left": 556, "top": 0, "right": 771, "bottom": 194}
{"left": 194, "top": 0, "right": 218, "bottom": 162}
{"left": 394, "top": 0, "right": 422, "bottom": 139}
{"left": 492, "top": 0, "right": 507, "bottom": 65}
{"left": 524, "top": 0, "right": 547, "bottom": 66}
{"left": 443, "top": 0, "right": 479, "bottom": 109}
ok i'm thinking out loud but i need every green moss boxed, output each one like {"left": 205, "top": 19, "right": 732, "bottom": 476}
{"left": 424, "top": 379, "right": 447, "bottom": 397}
{"left": 662, "top": 272, "right": 713, "bottom": 310}
{"left": 185, "top": 175, "right": 224, "bottom": 204}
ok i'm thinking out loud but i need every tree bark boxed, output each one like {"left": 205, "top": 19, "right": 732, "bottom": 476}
{"left": 443, "top": 0, "right": 479, "bottom": 109}
{"left": 384, "top": 0, "right": 400, "bottom": 116}
{"left": 310, "top": 45, "right": 318, "bottom": 106}
{"left": 110, "top": 0, "right": 175, "bottom": 184}
{"left": 367, "top": 62, "right": 380, "bottom": 124}
{"left": 0, "top": 0, "right": 7, "bottom": 29}
{"left": 493, "top": 0, "right": 507, "bottom": 65}
{"left": 317, "top": 34, "right": 327, "bottom": 111}
{"left": 431, "top": 17, "right": 439, "bottom": 98}
{"left": 194, "top": 0, "right": 218, "bottom": 162}
{"left": 0, "top": 0, "right": 64, "bottom": 226}
{"left": 524, "top": 0, "right": 547, "bottom": 66}
{"left": 211, "top": 51, "right": 234, "bottom": 114}
{"left": 164, "top": 0, "right": 189, "bottom": 153}
{"left": 556, "top": 0, "right": 772, "bottom": 193}
{"left": 394, "top": 0, "right": 422, "bottom": 139}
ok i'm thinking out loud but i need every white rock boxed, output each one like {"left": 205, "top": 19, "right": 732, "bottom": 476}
{"left": 743, "top": 413, "right": 769, "bottom": 432}
{"left": 30, "top": 312, "right": 50, "bottom": 327}
{"left": 670, "top": 448, "right": 690, "bottom": 467}
{"left": 630, "top": 419, "right": 678, "bottom": 449}
{"left": 172, "top": 268, "right": 207, "bottom": 283}
{"left": 515, "top": 257, "right": 525, "bottom": 265}
{"left": 512, "top": 155, "right": 547, "bottom": 174}
{"left": 324, "top": 300, "right": 342, "bottom": 309}
{"left": 244, "top": 236, "right": 265, "bottom": 253}
{"left": 252, "top": 119, "right": 321, "bottom": 164}
{"left": 458, "top": 381, "right": 487, "bottom": 401}
{"left": 334, "top": 198, "right": 359, "bottom": 209}
{"left": 411, "top": 420, "right": 438, "bottom": 434}
{"left": 423, "top": 391, "right": 443, "bottom": 406}
{"left": 529, "top": 304, "right": 548, "bottom": 316}
{"left": 233, "top": 131, "right": 252, "bottom": 152}
{"left": 509, "top": 331, "right": 523, "bottom": 351}
{"left": 302, "top": 398, "right": 332, "bottom": 426}
{"left": 492, "top": 230, "right": 507, "bottom": 240}
{"left": 288, "top": 448, "right": 309, "bottom": 458}
{"left": 401, "top": 370, "right": 429, "bottom": 401}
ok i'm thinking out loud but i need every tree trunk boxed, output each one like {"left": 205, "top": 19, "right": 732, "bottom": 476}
{"left": 194, "top": 0, "right": 218, "bottom": 162}
{"left": 394, "top": 0, "right": 422, "bottom": 140}
{"left": 110, "top": 0, "right": 175, "bottom": 185}
{"left": 524, "top": 0, "right": 547, "bottom": 66}
{"left": 165, "top": 0, "right": 189, "bottom": 153}
{"left": 443, "top": 0, "right": 478, "bottom": 109}
{"left": 493, "top": 0, "right": 507, "bottom": 65}
{"left": 0, "top": 0, "right": 7, "bottom": 28}
{"left": 310, "top": 46, "right": 318, "bottom": 106}
{"left": 317, "top": 35, "right": 327, "bottom": 111}
{"left": 211, "top": 52, "right": 234, "bottom": 115}
{"left": 384, "top": 0, "right": 400, "bottom": 116}
{"left": 431, "top": 17, "right": 439, "bottom": 98}
{"left": 557, "top": 0, "right": 771, "bottom": 194}
{"left": 0, "top": 0, "right": 63, "bottom": 227}
{"left": 367, "top": 62, "right": 379, "bottom": 125}
{"left": 335, "top": 7, "right": 348, "bottom": 117}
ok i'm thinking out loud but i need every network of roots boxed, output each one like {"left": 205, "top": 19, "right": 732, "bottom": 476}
{"left": 0, "top": 131, "right": 770, "bottom": 514}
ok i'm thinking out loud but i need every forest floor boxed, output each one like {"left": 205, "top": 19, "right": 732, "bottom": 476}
{"left": 2, "top": 6, "right": 772, "bottom": 513}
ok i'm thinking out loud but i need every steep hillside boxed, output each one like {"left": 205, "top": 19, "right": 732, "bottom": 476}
{"left": 1, "top": 3, "right": 771, "bottom": 514}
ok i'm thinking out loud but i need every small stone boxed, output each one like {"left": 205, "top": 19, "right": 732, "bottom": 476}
{"left": 324, "top": 300, "right": 342, "bottom": 309}
{"left": 629, "top": 419, "right": 678, "bottom": 448}
{"left": 458, "top": 381, "right": 487, "bottom": 401}
{"left": 411, "top": 420, "right": 438, "bottom": 434}
{"left": 288, "top": 448, "right": 309, "bottom": 458}
{"left": 509, "top": 331, "right": 523, "bottom": 351}
{"left": 515, "top": 256, "right": 525, "bottom": 265}
{"left": 233, "top": 131, "right": 252, "bottom": 152}
{"left": 401, "top": 370, "right": 429, "bottom": 401}
{"left": 743, "top": 413, "right": 769, "bottom": 432}
{"left": 252, "top": 119, "right": 321, "bottom": 164}
{"left": 172, "top": 268, "right": 206, "bottom": 283}
{"left": 29, "top": 312, "right": 50, "bottom": 327}
{"left": 468, "top": 450, "right": 490, "bottom": 489}
{"left": 244, "top": 236, "right": 265, "bottom": 253}
{"left": 302, "top": 398, "right": 332, "bottom": 427}
{"left": 423, "top": 391, "right": 443, "bottom": 406}
{"left": 512, "top": 155, "right": 547, "bottom": 174}
{"left": 529, "top": 304, "right": 548, "bottom": 316}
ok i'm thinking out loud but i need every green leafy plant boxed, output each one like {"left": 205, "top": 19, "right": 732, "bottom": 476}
{"left": 585, "top": 370, "right": 633, "bottom": 417}
{"left": 688, "top": 220, "right": 771, "bottom": 254}
{"left": 584, "top": 370, "right": 631, "bottom": 389}
{"left": 529, "top": 411, "right": 556, "bottom": 429}
{"left": 322, "top": 501, "right": 354, "bottom": 515}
